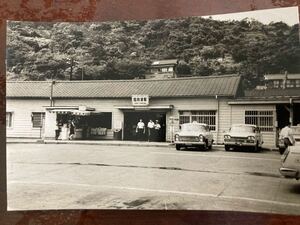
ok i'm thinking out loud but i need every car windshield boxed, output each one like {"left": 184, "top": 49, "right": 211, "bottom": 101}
{"left": 230, "top": 126, "right": 255, "bottom": 133}
{"left": 181, "top": 124, "right": 206, "bottom": 132}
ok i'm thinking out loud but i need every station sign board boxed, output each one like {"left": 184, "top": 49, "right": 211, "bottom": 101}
{"left": 132, "top": 95, "right": 149, "bottom": 106}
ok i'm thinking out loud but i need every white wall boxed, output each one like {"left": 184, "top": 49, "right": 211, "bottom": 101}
{"left": 6, "top": 99, "right": 49, "bottom": 138}
{"left": 7, "top": 98, "right": 277, "bottom": 147}
{"left": 230, "top": 104, "right": 277, "bottom": 148}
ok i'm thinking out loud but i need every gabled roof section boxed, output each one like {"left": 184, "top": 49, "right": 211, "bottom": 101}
{"left": 7, "top": 75, "right": 241, "bottom": 99}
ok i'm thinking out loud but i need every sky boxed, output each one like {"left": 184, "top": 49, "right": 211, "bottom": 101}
{"left": 203, "top": 6, "right": 299, "bottom": 26}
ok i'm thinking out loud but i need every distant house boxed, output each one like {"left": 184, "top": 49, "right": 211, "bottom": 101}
{"left": 145, "top": 59, "right": 178, "bottom": 79}
{"left": 264, "top": 73, "right": 300, "bottom": 89}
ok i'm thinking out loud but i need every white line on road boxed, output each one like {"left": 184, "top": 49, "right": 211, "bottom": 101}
{"left": 9, "top": 181, "right": 300, "bottom": 208}
{"left": 152, "top": 152, "right": 280, "bottom": 162}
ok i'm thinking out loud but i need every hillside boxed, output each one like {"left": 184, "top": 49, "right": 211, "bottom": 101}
{"left": 6, "top": 17, "right": 300, "bottom": 88}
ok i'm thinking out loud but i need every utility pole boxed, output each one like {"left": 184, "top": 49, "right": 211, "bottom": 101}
{"left": 70, "top": 57, "right": 74, "bottom": 81}
{"left": 298, "top": 5, "right": 300, "bottom": 44}
{"left": 81, "top": 67, "right": 84, "bottom": 80}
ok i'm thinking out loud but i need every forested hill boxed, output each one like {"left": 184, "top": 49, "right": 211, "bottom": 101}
{"left": 6, "top": 17, "right": 300, "bottom": 88}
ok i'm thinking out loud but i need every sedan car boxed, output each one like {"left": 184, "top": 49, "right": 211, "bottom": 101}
{"left": 279, "top": 126, "right": 300, "bottom": 180}
{"left": 174, "top": 122, "right": 214, "bottom": 151}
{"left": 224, "top": 124, "right": 263, "bottom": 152}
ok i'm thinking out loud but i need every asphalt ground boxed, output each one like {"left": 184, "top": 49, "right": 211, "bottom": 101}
{"left": 6, "top": 143, "right": 300, "bottom": 215}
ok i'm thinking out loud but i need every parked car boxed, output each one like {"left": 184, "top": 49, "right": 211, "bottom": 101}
{"left": 174, "top": 122, "right": 214, "bottom": 151}
{"left": 279, "top": 126, "right": 300, "bottom": 180}
{"left": 224, "top": 124, "right": 263, "bottom": 152}
{"left": 278, "top": 126, "right": 300, "bottom": 154}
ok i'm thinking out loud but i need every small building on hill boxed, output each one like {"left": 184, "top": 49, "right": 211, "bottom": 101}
{"left": 145, "top": 59, "right": 178, "bottom": 79}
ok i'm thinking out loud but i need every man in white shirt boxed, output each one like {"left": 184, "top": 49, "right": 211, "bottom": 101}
{"left": 136, "top": 119, "right": 145, "bottom": 141}
{"left": 279, "top": 123, "right": 295, "bottom": 147}
{"left": 147, "top": 119, "right": 155, "bottom": 141}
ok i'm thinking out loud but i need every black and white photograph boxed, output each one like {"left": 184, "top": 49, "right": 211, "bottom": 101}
{"left": 5, "top": 6, "right": 300, "bottom": 215}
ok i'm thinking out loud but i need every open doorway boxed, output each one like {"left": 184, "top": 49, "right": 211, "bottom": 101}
{"left": 123, "top": 111, "right": 166, "bottom": 141}
{"left": 276, "top": 103, "right": 300, "bottom": 128}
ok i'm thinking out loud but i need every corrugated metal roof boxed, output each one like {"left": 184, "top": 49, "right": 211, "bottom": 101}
{"left": 7, "top": 75, "right": 241, "bottom": 99}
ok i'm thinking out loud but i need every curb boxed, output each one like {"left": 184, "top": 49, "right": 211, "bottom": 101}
{"left": 43, "top": 140, "right": 173, "bottom": 148}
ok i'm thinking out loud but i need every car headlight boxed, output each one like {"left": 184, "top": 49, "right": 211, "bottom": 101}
{"left": 175, "top": 134, "right": 179, "bottom": 141}
{"left": 199, "top": 135, "right": 204, "bottom": 142}
{"left": 248, "top": 136, "right": 255, "bottom": 141}
{"left": 224, "top": 135, "right": 231, "bottom": 140}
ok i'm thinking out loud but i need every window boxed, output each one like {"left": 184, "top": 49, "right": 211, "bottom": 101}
{"left": 245, "top": 111, "right": 274, "bottom": 132}
{"left": 161, "top": 67, "right": 168, "bottom": 72}
{"left": 286, "top": 80, "right": 294, "bottom": 88}
{"left": 273, "top": 80, "right": 281, "bottom": 88}
{"left": 32, "top": 112, "right": 45, "bottom": 128}
{"left": 295, "top": 80, "right": 300, "bottom": 88}
{"left": 179, "top": 111, "right": 216, "bottom": 131}
{"left": 6, "top": 112, "right": 13, "bottom": 128}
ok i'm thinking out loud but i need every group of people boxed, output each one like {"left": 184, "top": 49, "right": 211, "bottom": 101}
{"left": 136, "top": 119, "right": 161, "bottom": 141}
{"left": 55, "top": 119, "right": 76, "bottom": 140}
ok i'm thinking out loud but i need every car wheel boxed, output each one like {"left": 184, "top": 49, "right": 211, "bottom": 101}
{"left": 225, "top": 145, "right": 230, "bottom": 151}
{"left": 176, "top": 144, "right": 181, "bottom": 151}
{"left": 279, "top": 147, "right": 286, "bottom": 155}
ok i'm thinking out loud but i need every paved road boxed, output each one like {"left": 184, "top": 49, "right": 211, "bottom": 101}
{"left": 6, "top": 143, "right": 300, "bottom": 215}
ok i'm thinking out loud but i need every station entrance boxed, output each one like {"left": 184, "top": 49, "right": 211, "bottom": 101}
{"left": 276, "top": 103, "right": 300, "bottom": 128}
{"left": 123, "top": 111, "right": 166, "bottom": 141}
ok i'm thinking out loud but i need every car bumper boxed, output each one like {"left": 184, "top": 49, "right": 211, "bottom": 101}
{"left": 224, "top": 141, "right": 256, "bottom": 147}
{"left": 279, "top": 167, "right": 299, "bottom": 179}
{"left": 175, "top": 141, "right": 206, "bottom": 146}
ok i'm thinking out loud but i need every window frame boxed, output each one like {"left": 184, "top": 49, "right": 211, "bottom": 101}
{"left": 244, "top": 110, "right": 274, "bottom": 132}
{"left": 179, "top": 110, "right": 217, "bottom": 131}
{"left": 6, "top": 112, "right": 13, "bottom": 128}
{"left": 31, "top": 112, "right": 45, "bottom": 128}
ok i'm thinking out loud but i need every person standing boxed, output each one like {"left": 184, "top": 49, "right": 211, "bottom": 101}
{"left": 136, "top": 119, "right": 145, "bottom": 141}
{"left": 154, "top": 120, "right": 161, "bottom": 142}
{"left": 69, "top": 119, "right": 76, "bottom": 140}
{"left": 147, "top": 119, "right": 155, "bottom": 141}
{"left": 279, "top": 123, "right": 295, "bottom": 148}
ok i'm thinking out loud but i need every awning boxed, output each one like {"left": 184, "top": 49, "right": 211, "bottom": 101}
{"left": 116, "top": 105, "right": 174, "bottom": 111}
{"left": 72, "top": 110, "right": 103, "bottom": 116}
{"left": 49, "top": 109, "right": 75, "bottom": 114}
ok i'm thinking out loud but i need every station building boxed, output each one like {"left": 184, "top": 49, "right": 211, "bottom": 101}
{"left": 6, "top": 74, "right": 300, "bottom": 148}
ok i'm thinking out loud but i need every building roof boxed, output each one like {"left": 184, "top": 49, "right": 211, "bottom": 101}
{"left": 264, "top": 74, "right": 300, "bottom": 80}
{"left": 151, "top": 59, "right": 178, "bottom": 66}
{"left": 245, "top": 88, "right": 300, "bottom": 99}
{"left": 228, "top": 88, "right": 300, "bottom": 105}
{"left": 6, "top": 75, "right": 241, "bottom": 99}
